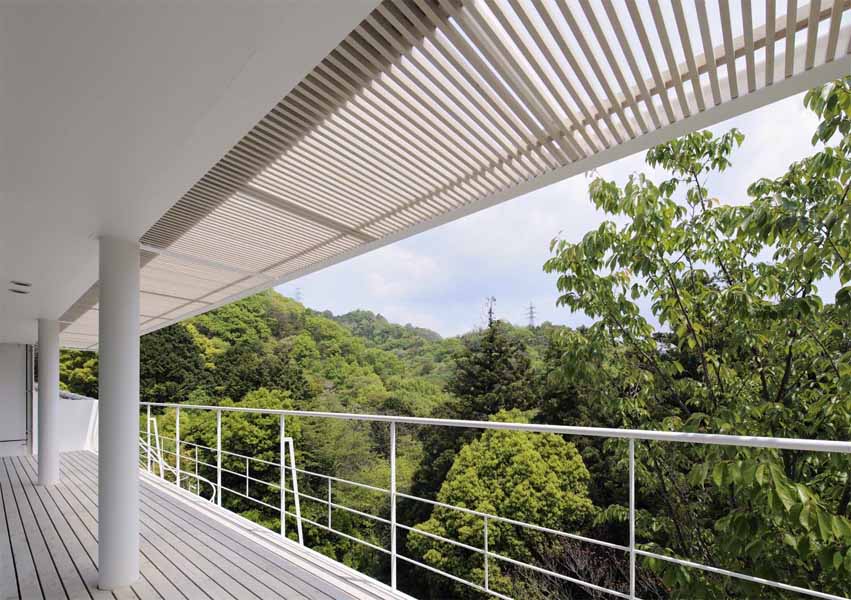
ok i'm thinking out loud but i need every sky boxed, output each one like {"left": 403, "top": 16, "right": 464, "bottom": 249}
{"left": 277, "top": 91, "right": 822, "bottom": 338}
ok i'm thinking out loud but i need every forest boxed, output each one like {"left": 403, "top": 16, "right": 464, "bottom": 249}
{"left": 59, "top": 78, "right": 851, "bottom": 599}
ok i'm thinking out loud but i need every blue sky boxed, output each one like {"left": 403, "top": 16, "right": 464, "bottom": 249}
{"left": 278, "top": 92, "right": 822, "bottom": 337}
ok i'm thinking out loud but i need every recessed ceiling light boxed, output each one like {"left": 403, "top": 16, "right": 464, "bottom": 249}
{"left": 9, "top": 280, "right": 31, "bottom": 287}
{"left": 8, "top": 288, "right": 29, "bottom": 294}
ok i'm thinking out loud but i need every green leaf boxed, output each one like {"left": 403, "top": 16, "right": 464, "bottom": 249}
{"left": 817, "top": 510, "right": 834, "bottom": 541}
{"left": 755, "top": 463, "right": 768, "bottom": 485}
{"left": 832, "top": 515, "right": 851, "bottom": 540}
{"left": 712, "top": 463, "right": 725, "bottom": 488}
{"left": 799, "top": 504, "right": 812, "bottom": 530}
{"left": 775, "top": 483, "right": 796, "bottom": 511}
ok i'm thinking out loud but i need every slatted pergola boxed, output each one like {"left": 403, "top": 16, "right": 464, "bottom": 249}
{"left": 59, "top": 0, "right": 851, "bottom": 349}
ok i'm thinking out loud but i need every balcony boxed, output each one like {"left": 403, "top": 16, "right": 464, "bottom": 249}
{"left": 2, "top": 1, "right": 850, "bottom": 598}
{"left": 133, "top": 402, "right": 850, "bottom": 600}
{"left": 0, "top": 450, "right": 408, "bottom": 600}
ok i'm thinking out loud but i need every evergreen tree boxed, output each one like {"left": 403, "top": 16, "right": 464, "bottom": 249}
{"left": 447, "top": 307, "right": 536, "bottom": 420}
{"left": 139, "top": 324, "right": 206, "bottom": 404}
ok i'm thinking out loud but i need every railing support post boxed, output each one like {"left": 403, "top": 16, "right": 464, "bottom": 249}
{"left": 216, "top": 409, "right": 222, "bottom": 507}
{"left": 483, "top": 515, "right": 489, "bottom": 591}
{"left": 285, "top": 437, "right": 304, "bottom": 545}
{"left": 390, "top": 421, "right": 397, "bottom": 590}
{"left": 146, "top": 405, "right": 151, "bottom": 473}
{"left": 280, "top": 414, "right": 286, "bottom": 538}
{"left": 175, "top": 406, "right": 181, "bottom": 489}
{"left": 629, "top": 438, "right": 636, "bottom": 600}
{"left": 327, "top": 478, "right": 333, "bottom": 528}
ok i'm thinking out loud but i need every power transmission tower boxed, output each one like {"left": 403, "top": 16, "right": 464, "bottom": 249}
{"left": 526, "top": 301, "right": 536, "bottom": 328}
{"left": 294, "top": 288, "right": 303, "bottom": 303}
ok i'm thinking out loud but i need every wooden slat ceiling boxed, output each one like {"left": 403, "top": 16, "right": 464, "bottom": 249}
{"left": 60, "top": 0, "right": 851, "bottom": 349}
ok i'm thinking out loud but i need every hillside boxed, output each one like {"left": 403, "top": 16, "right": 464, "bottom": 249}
{"left": 329, "top": 309, "right": 458, "bottom": 382}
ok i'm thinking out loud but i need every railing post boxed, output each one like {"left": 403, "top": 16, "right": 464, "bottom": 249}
{"left": 175, "top": 406, "right": 181, "bottom": 489}
{"left": 194, "top": 446, "right": 199, "bottom": 494}
{"left": 146, "top": 405, "right": 151, "bottom": 473}
{"left": 327, "top": 478, "right": 333, "bottom": 528}
{"left": 390, "top": 420, "right": 397, "bottom": 590}
{"left": 280, "top": 414, "right": 286, "bottom": 538}
{"left": 629, "top": 438, "right": 636, "bottom": 600}
{"left": 245, "top": 456, "right": 250, "bottom": 497}
{"left": 483, "top": 515, "right": 489, "bottom": 591}
{"left": 285, "top": 437, "right": 304, "bottom": 545}
{"left": 216, "top": 409, "right": 222, "bottom": 507}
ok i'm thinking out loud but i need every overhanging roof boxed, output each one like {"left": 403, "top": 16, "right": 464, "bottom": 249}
{"left": 59, "top": 0, "right": 851, "bottom": 349}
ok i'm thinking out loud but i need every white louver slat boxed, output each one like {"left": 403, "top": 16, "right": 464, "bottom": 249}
{"left": 59, "top": 0, "right": 851, "bottom": 349}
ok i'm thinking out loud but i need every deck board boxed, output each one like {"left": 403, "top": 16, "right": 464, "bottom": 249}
{"left": 0, "top": 462, "right": 22, "bottom": 600}
{"left": 8, "top": 458, "right": 90, "bottom": 600}
{"left": 0, "top": 453, "right": 407, "bottom": 600}
{"left": 4, "top": 459, "right": 67, "bottom": 599}
{"left": 0, "top": 460, "right": 42, "bottom": 599}
{"left": 43, "top": 460, "right": 164, "bottom": 600}
{"left": 71, "top": 455, "right": 330, "bottom": 600}
{"left": 74, "top": 452, "right": 340, "bottom": 600}
{"left": 15, "top": 457, "right": 115, "bottom": 600}
{"left": 60, "top": 456, "right": 264, "bottom": 600}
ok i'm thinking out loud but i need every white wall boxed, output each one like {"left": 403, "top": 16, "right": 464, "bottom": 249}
{"left": 32, "top": 391, "right": 98, "bottom": 454}
{"left": 0, "top": 343, "right": 29, "bottom": 456}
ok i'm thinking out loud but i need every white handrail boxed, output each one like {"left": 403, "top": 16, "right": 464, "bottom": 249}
{"left": 139, "top": 401, "right": 851, "bottom": 454}
{"left": 139, "top": 432, "right": 217, "bottom": 503}
{"left": 139, "top": 401, "right": 851, "bottom": 600}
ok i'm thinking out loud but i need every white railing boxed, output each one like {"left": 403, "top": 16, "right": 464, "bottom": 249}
{"left": 139, "top": 417, "right": 218, "bottom": 503}
{"left": 139, "top": 401, "right": 851, "bottom": 600}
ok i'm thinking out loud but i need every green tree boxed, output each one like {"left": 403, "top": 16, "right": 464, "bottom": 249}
{"left": 447, "top": 308, "right": 536, "bottom": 420}
{"left": 140, "top": 324, "right": 206, "bottom": 404}
{"left": 59, "top": 349, "right": 98, "bottom": 397}
{"left": 543, "top": 77, "right": 851, "bottom": 597}
{"left": 408, "top": 410, "right": 595, "bottom": 599}
{"left": 412, "top": 308, "right": 537, "bottom": 494}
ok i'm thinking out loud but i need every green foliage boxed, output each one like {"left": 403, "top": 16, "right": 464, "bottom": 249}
{"left": 130, "top": 291, "right": 454, "bottom": 583}
{"left": 191, "top": 291, "right": 276, "bottom": 346}
{"left": 448, "top": 315, "right": 537, "bottom": 420}
{"left": 333, "top": 310, "right": 454, "bottom": 381}
{"left": 408, "top": 410, "right": 595, "bottom": 598}
{"left": 543, "top": 77, "right": 851, "bottom": 597}
{"left": 140, "top": 324, "right": 206, "bottom": 404}
{"left": 407, "top": 315, "right": 540, "bottom": 531}
{"left": 58, "top": 349, "right": 98, "bottom": 397}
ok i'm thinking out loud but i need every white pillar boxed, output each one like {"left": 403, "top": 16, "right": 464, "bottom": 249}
{"left": 97, "top": 236, "right": 140, "bottom": 590}
{"left": 37, "top": 318, "right": 60, "bottom": 486}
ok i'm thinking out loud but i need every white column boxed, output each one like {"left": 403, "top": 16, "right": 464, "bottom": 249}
{"left": 37, "top": 318, "right": 60, "bottom": 486}
{"left": 97, "top": 236, "right": 140, "bottom": 590}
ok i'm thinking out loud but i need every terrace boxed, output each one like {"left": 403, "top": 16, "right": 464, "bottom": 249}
{"left": 1, "top": 451, "right": 402, "bottom": 600}
{"left": 1, "top": 1, "right": 850, "bottom": 599}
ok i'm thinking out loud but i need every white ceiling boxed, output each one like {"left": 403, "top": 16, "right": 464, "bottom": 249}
{"left": 0, "top": 1, "right": 378, "bottom": 344}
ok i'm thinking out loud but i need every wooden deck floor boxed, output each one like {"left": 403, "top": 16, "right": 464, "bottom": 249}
{"left": 0, "top": 451, "right": 407, "bottom": 600}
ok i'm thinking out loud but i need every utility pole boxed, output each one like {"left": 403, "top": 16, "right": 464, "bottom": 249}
{"left": 526, "top": 301, "right": 536, "bottom": 328}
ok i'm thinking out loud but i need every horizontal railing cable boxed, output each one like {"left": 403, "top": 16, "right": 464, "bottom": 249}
{"left": 140, "top": 401, "right": 851, "bottom": 600}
